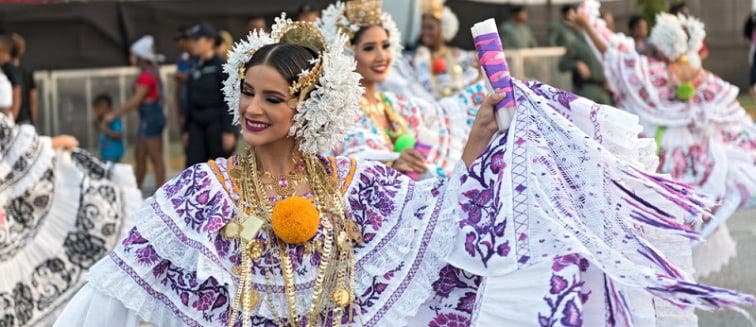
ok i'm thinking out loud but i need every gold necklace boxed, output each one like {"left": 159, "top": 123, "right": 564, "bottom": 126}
{"left": 224, "top": 148, "right": 361, "bottom": 327}
{"left": 259, "top": 155, "right": 307, "bottom": 199}
{"left": 360, "top": 93, "right": 410, "bottom": 148}
{"left": 360, "top": 93, "right": 387, "bottom": 116}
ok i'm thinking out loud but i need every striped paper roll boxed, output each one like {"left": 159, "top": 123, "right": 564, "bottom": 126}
{"left": 471, "top": 18, "right": 515, "bottom": 131}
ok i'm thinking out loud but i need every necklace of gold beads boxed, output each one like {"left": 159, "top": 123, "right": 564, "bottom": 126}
{"left": 224, "top": 147, "right": 362, "bottom": 327}
{"left": 359, "top": 93, "right": 410, "bottom": 147}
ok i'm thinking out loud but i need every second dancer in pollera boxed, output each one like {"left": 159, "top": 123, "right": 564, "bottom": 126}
{"left": 575, "top": 0, "right": 755, "bottom": 280}
{"left": 319, "top": 1, "right": 487, "bottom": 180}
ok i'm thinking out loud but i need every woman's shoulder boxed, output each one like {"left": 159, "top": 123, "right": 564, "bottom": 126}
{"left": 157, "top": 158, "right": 237, "bottom": 219}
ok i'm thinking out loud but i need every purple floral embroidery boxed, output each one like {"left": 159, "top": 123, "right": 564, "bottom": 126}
{"left": 525, "top": 81, "right": 581, "bottom": 123}
{"left": 490, "top": 152, "right": 506, "bottom": 174}
{"left": 457, "top": 132, "right": 510, "bottom": 267}
{"left": 432, "top": 266, "right": 470, "bottom": 298}
{"left": 428, "top": 313, "right": 471, "bottom": 327}
{"left": 166, "top": 165, "right": 233, "bottom": 234}
{"left": 554, "top": 90, "right": 579, "bottom": 109}
{"left": 455, "top": 292, "right": 477, "bottom": 314}
{"left": 357, "top": 263, "right": 402, "bottom": 312}
{"left": 152, "top": 259, "right": 170, "bottom": 277}
{"left": 538, "top": 254, "right": 591, "bottom": 327}
{"left": 526, "top": 81, "right": 578, "bottom": 110}
{"left": 135, "top": 245, "right": 160, "bottom": 265}
{"left": 552, "top": 254, "right": 589, "bottom": 273}
{"left": 425, "top": 265, "right": 481, "bottom": 319}
{"left": 163, "top": 168, "right": 195, "bottom": 198}
{"left": 348, "top": 163, "right": 404, "bottom": 243}
{"left": 560, "top": 299, "right": 582, "bottom": 327}
{"left": 156, "top": 262, "right": 228, "bottom": 322}
{"left": 550, "top": 275, "right": 568, "bottom": 294}
{"left": 460, "top": 189, "right": 492, "bottom": 224}
{"left": 496, "top": 241, "right": 511, "bottom": 256}
{"left": 121, "top": 228, "right": 147, "bottom": 248}
{"left": 459, "top": 140, "right": 510, "bottom": 266}
{"left": 214, "top": 234, "right": 231, "bottom": 258}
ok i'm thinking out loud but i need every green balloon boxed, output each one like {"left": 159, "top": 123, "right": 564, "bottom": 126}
{"left": 393, "top": 134, "right": 416, "bottom": 153}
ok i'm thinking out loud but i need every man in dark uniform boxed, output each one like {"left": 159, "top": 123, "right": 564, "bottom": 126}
{"left": 184, "top": 23, "right": 236, "bottom": 167}
{"left": 0, "top": 34, "right": 21, "bottom": 119}
{"left": 552, "top": 5, "right": 612, "bottom": 105}
{"left": 10, "top": 33, "right": 37, "bottom": 125}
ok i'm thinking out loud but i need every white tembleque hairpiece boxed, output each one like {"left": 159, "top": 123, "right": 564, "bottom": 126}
{"left": 222, "top": 14, "right": 363, "bottom": 154}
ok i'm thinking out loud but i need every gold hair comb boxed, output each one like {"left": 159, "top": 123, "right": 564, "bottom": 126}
{"left": 422, "top": 0, "right": 444, "bottom": 20}
{"left": 345, "top": 0, "right": 383, "bottom": 27}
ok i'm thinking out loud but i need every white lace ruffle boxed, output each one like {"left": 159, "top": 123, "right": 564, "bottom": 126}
{"left": 1, "top": 131, "right": 56, "bottom": 201}
{"left": 86, "top": 258, "right": 187, "bottom": 327}
{"left": 137, "top": 176, "right": 237, "bottom": 288}
{"left": 352, "top": 162, "right": 465, "bottom": 326}
{"left": 0, "top": 147, "right": 83, "bottom": 293}
{"left": 521, "top": 81, "right": 659, "bottom": 172}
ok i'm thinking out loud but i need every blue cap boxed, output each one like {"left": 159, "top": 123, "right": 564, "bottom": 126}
{"left": 187, "top": 23, "right": 217, "bottom": 40}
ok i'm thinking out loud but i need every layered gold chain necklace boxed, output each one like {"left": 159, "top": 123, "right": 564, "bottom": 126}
{"left": 360, "top": 93, "right": 409, "bottom": 146}
{"left": 224, "top": 148, "right": 363, "bottom": 327}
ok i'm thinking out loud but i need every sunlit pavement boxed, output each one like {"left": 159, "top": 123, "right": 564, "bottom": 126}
{"left": 696, "top": 207, "right": 756, "bottom": 327}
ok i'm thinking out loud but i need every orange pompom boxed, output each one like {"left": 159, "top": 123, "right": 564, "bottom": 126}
{"left": 271, "top": 197, "right": 320, "bottom": 244}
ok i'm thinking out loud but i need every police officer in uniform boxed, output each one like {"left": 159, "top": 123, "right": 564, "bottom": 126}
{"left": 184, "top": 23, "right": 236, "bottom": 167}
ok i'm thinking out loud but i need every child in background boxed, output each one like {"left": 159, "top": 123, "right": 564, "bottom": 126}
{"left": 93, "top": 94, "right": 124, "bottom": 162}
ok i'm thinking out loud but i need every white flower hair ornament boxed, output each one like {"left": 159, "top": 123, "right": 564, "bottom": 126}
{"left": 422, "top": 0, "right": 459, "bottom": 42}
{"left": 439, "top": 6, "right": 460, "bottom": 42}
{"left": 222, "top": 14, "right": 364, "bottom": 155}
{"left": 680, "top": 14, "right": 706, "bottom": 69}
{"left": 317, "top": 1, "right": 402, "bottom": 61}
{"left": 648, "top": 13, "right": 689, "bottom": 62}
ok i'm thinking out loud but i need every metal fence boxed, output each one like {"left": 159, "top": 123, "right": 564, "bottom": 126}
{"left": 31, "top": 47, "right": 570, "bottom": 167}
{"left": 33, "top": 65, "right": 181, "bottom": 166}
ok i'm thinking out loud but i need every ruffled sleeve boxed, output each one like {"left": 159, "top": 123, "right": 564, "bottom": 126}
{"left": 582, "top": 15, "right": 700, "bottom": 128}
{"left": 439, "top": 81, "right": 753, "bottom": 325}
{"left": 341, "top": 158, "right": 468, "bottom": 326}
